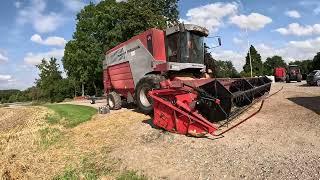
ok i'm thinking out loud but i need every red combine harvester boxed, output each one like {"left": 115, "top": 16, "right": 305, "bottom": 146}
{"left": 274, "top": 67, "right": 286, "bottom": 82}
{"left": 103, "top": 24, "right": 272, "bottom": 137}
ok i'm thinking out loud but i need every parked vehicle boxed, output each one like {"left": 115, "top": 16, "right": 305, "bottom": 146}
{"left": 286, "top": 65, "right": 302, "bottom": 83}
{"left": 274, "top": 67, "right": 286, "bottom": 82}
{"left": 102, "top": 23, "right": 272, "bottom": 136}
{"left": 306, "top": 70, "right": 320, "bottom": 86}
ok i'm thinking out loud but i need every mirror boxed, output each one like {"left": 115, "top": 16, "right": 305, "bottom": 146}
{"left": 206, "top": 36, "right": 222, "bottom": 49}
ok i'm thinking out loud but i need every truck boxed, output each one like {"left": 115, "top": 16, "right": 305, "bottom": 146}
{"left": 286, "top": 65, "right": 302, "bottom": 83}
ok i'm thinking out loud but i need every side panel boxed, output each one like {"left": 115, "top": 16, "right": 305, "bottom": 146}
{"left": 106, "top": 28, "right": 166, "bottom": 62}
{"left": 105, "top": 40, "right": 158, "bottom": 87}
{"left": 103, "top": 28, "right": 167, "bottom": 97}
{"left": 104, "top": 62, "right": 135, "bottom": 96}
{"left": 103, "top": 68, "right": 111, "bottom": 92}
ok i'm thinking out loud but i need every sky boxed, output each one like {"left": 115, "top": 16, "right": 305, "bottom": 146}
{"left": 0, "top": 0, "right": 320, "bottom": 90}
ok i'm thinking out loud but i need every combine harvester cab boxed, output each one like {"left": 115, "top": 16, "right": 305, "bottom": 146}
{"left": 149, "top": 76, "right": 272, "bottom": 137}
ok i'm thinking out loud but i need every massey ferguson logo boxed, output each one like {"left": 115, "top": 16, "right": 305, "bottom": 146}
{"left": 115, "top": 45, "right": 140, "bottom": 59}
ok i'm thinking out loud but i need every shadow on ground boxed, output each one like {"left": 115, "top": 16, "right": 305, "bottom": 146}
{"left": 142, "top": 119, "right": 157, "bottom": 128}
{"left": 287, "top": 96, "right": 320, "bottom": 115}
{"left": 298, "top": 84, "right": 310, "bottom": 87}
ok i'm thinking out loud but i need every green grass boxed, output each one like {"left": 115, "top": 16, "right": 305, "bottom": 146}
{"left": 53, "top": 167, "right": 79, "bottom": 180}
{"left": 116, "top": 171, "right": 147, "bottom": 180}
{"left": 54, "top": 156, "right": 110, "bottom": 180}
{"left": 39, "top": 127, "right": 63, "bottom": 148}
{"left": 54, "top": 151, "right": 146, "bottom": 180}
{"left": 46, "top": 113, "right": 61, "bottom": 124}
{"left": 45, "top": 104, "right": 97, "bottom": 128}
{"left": 54, "top": 165, "right": 146, "bottom": 180}
{"left": 53, "top": 167, "right": 98, "bottom": 180}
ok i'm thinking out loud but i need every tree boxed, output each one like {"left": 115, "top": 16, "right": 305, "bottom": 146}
{"left": 63, "top": 0, "right": 179, "bottom": 96}
{"left": 312, "top": 52, "right": 320, "bottom": 70}
{"left": 204, "top": 43, "right": 216, "bottom": 74}
{"left": 215, "top": 60, "right": 240, "bottom": 78}
{"left": 24, "top": 86, "right": 41, "bottom": 101}
{"left": 263, "top": 55, "right": 287, "bottom": 75}
{"left": 36, "top": 58, "right": 72, "bottom": 102}
{"left": 0, "top": 89, "right": 20, "bottom": 103}
{"left": 243, "top": 45, "right": 263, "bottom": 76}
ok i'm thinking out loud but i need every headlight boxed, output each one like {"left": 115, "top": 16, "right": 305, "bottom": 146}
{"left": 170, "top": 65, "right": 180, "bottom": 70}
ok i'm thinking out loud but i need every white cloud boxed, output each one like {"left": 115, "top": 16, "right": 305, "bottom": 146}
{"left": 60, "top": 0, "right": 86, "bottom": 12}
{"left": 211, "top": 50, "right": 245, "bottom": 71}
{"left": 17, "top": 0, "right": 65, "bottom": 33}
{"left": 233, "top": 37, "right": 244, "bottom": 45}
{"left": 210, "top": 37, "right": 320, "bottom": 72}
{"left": 0, "top": 53, "right": 9, "bottom": 63}
{"left": 288, "top": 37, "right": 320, "bottom": 54}
{"left": 256, "top": 38, "right": 320, "bottom": 62}
{"left": 14, "top": 1, "right": 22, "bottom": 8}
{"left": 24, "top": 49, "right": 65, "bottom": 65}
{"left": 116, "top": 0, "right": 127, "bottom": 2}
{"left": 0, "top": 75, "right": 12, "bottom": 82}
{"left": 31, "top": 34, "right": 66, "bottom": 47}
{"left": 181, "top": 2, "right": 238, "bottom": 32}
{"left": 285, "top": 10, "right": 301, "bottom": 18}
{"left": 229, "top": 13, "right": 272, "bottom": 31}
{"left": 275, "top": 23, "right": 320, "bottom": 36}
{"left": 314, "top": 7, "right": 320, "bottom": 15}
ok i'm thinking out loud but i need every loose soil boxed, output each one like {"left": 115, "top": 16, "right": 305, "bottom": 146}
{"left": 0, "top": 82, "right": 320, "bottom": 179}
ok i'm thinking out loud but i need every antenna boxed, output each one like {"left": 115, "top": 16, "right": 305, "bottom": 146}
{"left": 246, "top": 27, "right": 253, "bottom": 77}
{"left": 238, "top": 0, "right": 253, "bottom": 77}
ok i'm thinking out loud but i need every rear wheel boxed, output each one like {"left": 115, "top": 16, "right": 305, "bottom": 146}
{"left": 286, "top": 75, "right": 290, "bottom": 83}
{"left": 107, "top": 92, "right": 121, "bottom": 110}
{"left": 135, "top": 74, "right": 165, "bottom": 114}
{"left": 317, "top": 80, "right": 320, "bottom": 86}
{"left": 297, "top": 75, "right": 302, "bottom": 82}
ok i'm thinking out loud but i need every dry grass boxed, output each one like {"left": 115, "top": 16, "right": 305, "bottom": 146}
{"left": 0, "top": 105, "right": 149, "bottom": 179}
{"left": 1, "top": 82, "right": 320, "bottom": 179}
{"left": 0, "top": 106, "right": 51, "bottom": 179}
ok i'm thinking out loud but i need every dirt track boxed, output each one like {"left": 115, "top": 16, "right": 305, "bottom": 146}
{"left": 0, "top": 82, "right": 320, "bottom": 179}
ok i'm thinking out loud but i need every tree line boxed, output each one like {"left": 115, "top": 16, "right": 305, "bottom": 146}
{"left": 1, "top": 0, "right": 179, "bottom": 103}
{"left": 62, "top": 0, "right": 179, "bottom": 97}
{"left": 241, "top": 45, "right": 320, "bottom": 77}
{"left": 206, "top": 45, "right": 319, "bottom": 78}
{"left": 1, "top": 0, "right": 319, "bottom": 104}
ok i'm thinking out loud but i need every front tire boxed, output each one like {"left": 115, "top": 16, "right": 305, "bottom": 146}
{"left": 286, "top": 75, "right": 290, "bottom": 83}
{"left": 317, "top": 80, "right": 320, "bottom": 87}
{"left": 135, "top": 74, "right": 165, "bottom": 114}
{"left": 107, "top": 92, "right": 122, "bottom": 110}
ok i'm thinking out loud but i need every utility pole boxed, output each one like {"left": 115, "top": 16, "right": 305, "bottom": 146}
{"left": 246, "top": 27, "right": 253, "bottom": 77}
